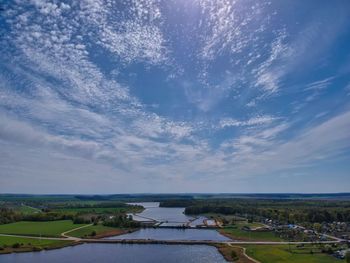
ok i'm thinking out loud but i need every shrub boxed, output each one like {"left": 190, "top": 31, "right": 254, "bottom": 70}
{"left": 231, "top": 250, "right": 238, "bottom": 260}
{"left": 12, "top": 243, "right": 21, "bottom": 248}
{"left": 32, "top": 247, "right": 42, "bottom": 251}
{"left": 346, "top": 251, "right": 350, "bottom": 263}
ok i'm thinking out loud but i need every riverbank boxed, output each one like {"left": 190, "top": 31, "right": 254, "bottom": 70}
{"left": 0, "top": 235, "right": 235, "bottom": 263}
{"left": 0, "top": 236, "right": 78, "bottom": 254}
{"left": 0, "top": 226, "right": 140, "bottom": 255}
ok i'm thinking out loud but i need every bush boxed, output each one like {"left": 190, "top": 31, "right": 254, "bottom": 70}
{"left": 90, "top": 231, "right": 96, "bottom": 236}
{"left": 32, "top": 247, "right": 42, "bottom": 251}
{"left": 73, "top": 217, "right": 91, "bottom": 224}
{"left": 322, "top": 245, "right": 333, "bottom": 254}
{"left": 12, "top": 243, "right": 21, "bottom": 248}
{"left": 231, "top": 250, "right": 238, "bottom": 260}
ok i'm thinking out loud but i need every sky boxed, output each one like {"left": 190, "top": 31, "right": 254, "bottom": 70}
{"left": 0, "top": 0, "right": 350, "bottom": 194}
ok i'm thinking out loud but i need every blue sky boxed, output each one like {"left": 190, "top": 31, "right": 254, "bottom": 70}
{"left": 0, "top": 0, "right": 350, "bottom": 194}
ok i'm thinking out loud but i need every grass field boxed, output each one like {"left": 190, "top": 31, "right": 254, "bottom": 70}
{"left": 0, "top": 220, "right": 86, "bottom": 237}
{"left": 244, "top": 222, "right": 265, "bottom": 228}
{"left": 67, "top": 224, "right": 123, "bottom": 238}
{"left": 220, "top": 226, "right": 283, "bottom": 241}
{"left": 16, "top": 205, "right": 41, "bottom": 215}
{"left": 0, "top": 236, "right": 72, "bottom": 254}
{"left": 244, "top": 245, "right": 343, "bottom": 263}
{"left": 216, "top": 244, "right": 256, "bottom": 263}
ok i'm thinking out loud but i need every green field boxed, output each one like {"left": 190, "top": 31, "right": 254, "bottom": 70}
{"left": 67, "top": 224, "right": 123, "bottom": 238}
{"left": 245, "top": 245, "right": 343, "bottom": 263}
{"left": 16, "top": 205, "right": 41, "bottom": 215}
{"left": 0, "top": 220, "right": 86, "bottom": 237}
{"left": 245, "top": 222, "right": 265, "bottom": 228}
{"left": 0, "top": 236, "right": 72, "bottom": 254}
{"left": 220, "top": 226, "right": 283, "bottom": 241}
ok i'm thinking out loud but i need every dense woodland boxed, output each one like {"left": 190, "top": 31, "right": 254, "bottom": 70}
{"left": 103, "top": 214, "right": 141, "bottom": 228}
{"left": 160, "top": 199, "right": 350, "bottom": 224}
{"left": 2, "top": 195, "right": 350, "bottom": 226}
{"left": 0, "top": 201, "right": 142, "bottom": 225}
{"left": 183, "top": 200, "right": 350, "bottom": 224}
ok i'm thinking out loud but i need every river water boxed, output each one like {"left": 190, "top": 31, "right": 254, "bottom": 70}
{"left": 109, "top": 202, "right": 231, "bottom": 241}
{"left": 127, "top": 202, "right": 193, "bottom": 225}
{"left": 1, "top": 202, "right": 230, "bottom": 262}
{"left": 106, "top": 227, "right": 230, "bottom": 241}
{"left": 0, "top": 243, "right": 227, "bottom": 263}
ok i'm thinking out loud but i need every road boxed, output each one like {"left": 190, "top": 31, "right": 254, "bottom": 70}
{"left": 0, "top": 233, "right": 344, "bottom": 245}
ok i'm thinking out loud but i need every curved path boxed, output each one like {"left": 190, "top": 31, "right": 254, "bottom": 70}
{"left": 61, "top": 223, "right": 93, "bottom": 240}
{"left": 227, "top": 244, "right": 261, "bottom": 263}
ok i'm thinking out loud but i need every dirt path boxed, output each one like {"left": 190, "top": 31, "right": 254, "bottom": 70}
{"left": 227, "top": 244, "right": 261, "bottom": 263}
{"left": 61, "top": 224, "right": 93, "bottom": 240}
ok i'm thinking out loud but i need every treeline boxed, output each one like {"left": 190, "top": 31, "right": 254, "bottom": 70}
{"left": 0, "top": 208, "right": 74, "bottom": 224}
{"left": 0, "top": 208, "right": 131, "bottom": 226}
{"left": 103, "top": 214, "right": 140, "bottom": 228}
{"left": 0, "top": 208, "right": 22, "bottom": 224}
{"left": 159, "top": 200, "right": 195, "bottom": 207}
{"left": 183, "top": 199, "right": 350, "bottom": 224}
{"left": 48, "top": 202, "right": 134, "bottom": 209}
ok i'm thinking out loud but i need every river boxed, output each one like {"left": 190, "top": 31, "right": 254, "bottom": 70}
{"left": 0, "top": 243, "right": 227, "bottom": 263}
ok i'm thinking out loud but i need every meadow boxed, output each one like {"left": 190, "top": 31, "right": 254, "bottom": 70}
{"left": 244, "top": 244, "right": 343, "bottom": 263}
{"left": 0, "top": 220, "right": 86, "bottom": 237}
{"left": 0, "top": 236, "right": 72, "bottom": 254}
{"left": 67, "top": 224, "right": 131, "bottom": 238}
{"left": 219, "top": 221, "right": 283, "bottom": 242}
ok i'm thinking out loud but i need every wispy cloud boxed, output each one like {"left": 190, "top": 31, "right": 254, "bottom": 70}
{"left": 304, "top": 77, "right": 335, "bottom": 91}
{"left": 219, "top": 115, "right": 278, "bottom": 129}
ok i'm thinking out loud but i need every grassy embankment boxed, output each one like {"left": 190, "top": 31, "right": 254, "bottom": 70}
{"left": 217, "top": 244, "right": 345, "bottom": 263}
{"left": 67, "top": 224, "right": 135, "bottom": 238}
{"left": 216, "top": 244, "right": 256, "bottom": 263}
{"left": 0, "top": 236, "right": 73, "bottom": 254}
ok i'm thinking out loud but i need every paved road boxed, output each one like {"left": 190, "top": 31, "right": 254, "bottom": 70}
{"left": 0, "top": 233, "right": 344, "bottom": 245}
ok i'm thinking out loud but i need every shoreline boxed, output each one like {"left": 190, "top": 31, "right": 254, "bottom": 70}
{"left": 0, "top": 227, "right": 138, "bottom": 255}
{"left": 0, "top": 238, "right": 235, "bottom": 263}
{"left": 0, "top": 240, "right": 81, "bottom": 255}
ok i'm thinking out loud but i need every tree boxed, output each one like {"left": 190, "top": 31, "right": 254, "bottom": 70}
{"left": 313, "top": 223, "right": 322, "bottom": 232}
{"left": 346, "top": 251, "right": 350, "bottom": 263}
